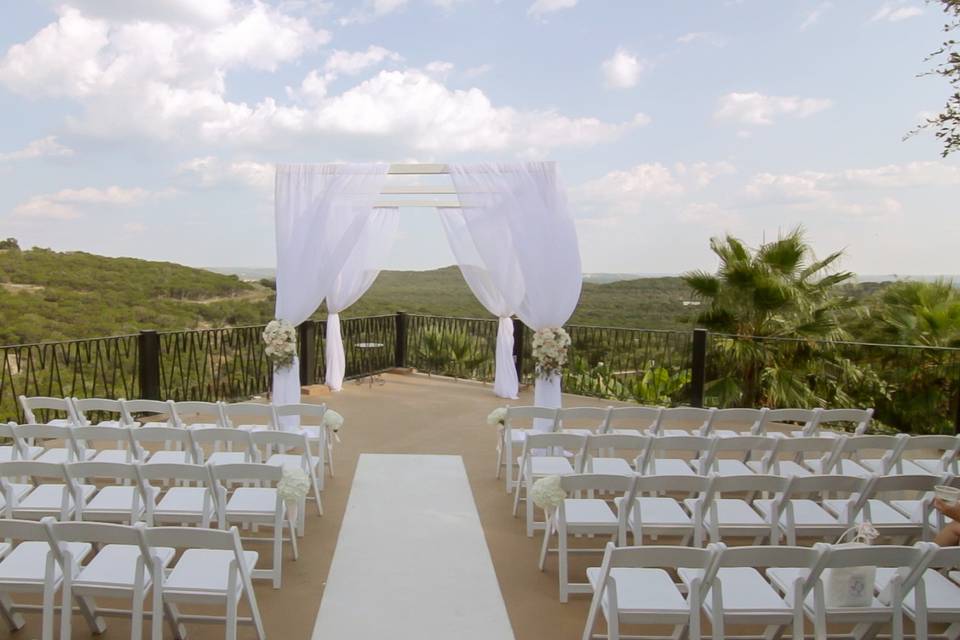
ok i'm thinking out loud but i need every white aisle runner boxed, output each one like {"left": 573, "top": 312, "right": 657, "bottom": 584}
{"left": 311, "top": 454, "right": 516, "bottom": 640}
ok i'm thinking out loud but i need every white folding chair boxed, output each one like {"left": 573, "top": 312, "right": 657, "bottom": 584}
{"left": 0, "top": 423, "right": 39, "bottom": 462}
{"left": 538, "top": 474, "right": 638, "bottom": 602}
{"left": 513, "top": 432, "right": 586, "bottom": 536}
{"left": 222, "top": 402, "right": 276, "bottom": 432}
{"left": 121, "top": 399, "right": 177, "bottom": 428}
{"left": 0, "top": 461, "right": 94, "bottom": 520}
{"left": 638, "top": 434, "right": 714, "bottom": 477}
{"left": 825, "top": 474, "right": 938, "bottom": 542}
{"left": 768, "top": 543, "right": 930, "bottom": 640}
{"left": 754, "top": 474, "right": 866, "bottom": 545}
{"left": 18, "top": 396, "right": 78, "bottom": 427}
{"left": 44, "top": 520, "right": 175, "bottom": 640}
{"left": 130, "top": 426, "right": 198, "bottom": 466}
{"left": 654, "top": 406, "right": 716, "bottom": 437}
{"left": 815, "top": 408, "right": 874, "bottom": 436}
{"left": 71, "top": 398, "right": 136, "bottom": 428}
{"left": 171, "top": 400, "right": 226, "bottom": 430}
{"left": 14, "top": 423, "right": 94, "bottom": 464}
{"left": 679, "top": 543, "right": 824, "bottom": 640}
{"left": 707, "top": 407, "right": 769, "bottom": 437}
{"left": 558, "top": 406, "right": 611, "bottom": 436}
{"left": 273, "top": 403, "right": 333, "bottom": 482}
{"left": 694, "top": 435, "right": 778, "bottom": 476}
{"left": 617, "top": 474, "right": 710, "bottom": 546}
{"left": 72, "top": 425, "right": 138, "bottom": 465}
{"left": 135, "top": 463, "right": 217, "bottom": 527}
{"left": 144, "top": 525, "right": 266, "bottom": 640}
{"left": 191, "top": 428, "right": 258, "bottom": 466}
{"left": 66, "top": 462, "right": 154, "bottom": 525}
{"left": 602, "top": 406, "right": 661, "bottom": 436}
{"left": 876, "top": 544, "right": 960, "bottom": 640}
{"left": 747, "top": 435, "right": 844, "bottom": 477}
{"left": 496, "top": 406, "right": 558, "bottom": 492}
{"left": 766, "top": 407, "right": 820, "bottom": 437}
{"left": 687, "top": 474, "right": 788, "bottom": 546}
{"left": 895, "top": 434, "right": 960, "bottom": 476}
{"left": 808, "top": 434, "right": 907, "bottom": 478}
{"left": 209, "top": 463, "right": 298, "bottom": 589}
{"left": 582, "top": 543, "right": 719, "bottom": 640}
{"left": 252, "top": 429, "right": 322, "bottom": 527}
{"left": 582, "top": 433, "right": 648, "bottom": 476}
{"left": 0, "top": 517, "right": 92, "bottom": 640}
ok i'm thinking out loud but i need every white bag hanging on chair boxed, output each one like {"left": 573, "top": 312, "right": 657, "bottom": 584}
{"left": 823, "top": 523, "right": 879, "bottom": 608}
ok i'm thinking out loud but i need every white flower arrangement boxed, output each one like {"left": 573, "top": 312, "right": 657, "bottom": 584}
{"left": 531, "top": 327, "right": 571, "bottom": 379}
{"left": 487, "top": 407, "right": 507, "bottom": 427}
{"left": 323, "top": 409, "right": 344, "bottom": 433}
{"left": 530, "top": 475, "right": 566, "bottom": 510}
{"left": 263, "top": 319, "right": 297, "bottom": 370}
{"left": 277, "top": 466, "right": 310, "bottom": 504}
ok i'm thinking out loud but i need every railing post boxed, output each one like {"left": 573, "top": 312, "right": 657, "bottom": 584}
{"left": 138, "top": 330, "right": 161, "bottom": 400}
{"left": 513, "top": 317, "right": 525, "bottom": 381}
{"left": 395, "top": 311, "right": 408, "bottom": 368}
{"left": 690, "top": 328, "right": 707, "bottom": 408}
{"left": 298, "top": 322, "right": 317, "bottom": 386}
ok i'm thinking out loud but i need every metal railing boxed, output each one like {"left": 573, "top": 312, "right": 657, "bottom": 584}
{"left": 1, "top": 313, "right": 958, "bottom": 433}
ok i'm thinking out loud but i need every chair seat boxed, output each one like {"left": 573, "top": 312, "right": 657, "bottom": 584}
{"left": 646, "top": 458, "right": 696, "bottom": 476}
{"left": 754, "top": 498, "right": 843, "bottom": 528}
{"left": 563, "top": 499, "right": 618, "bottom": 527}
{"left": 144, "top": 450, "right": 192, "bottom": 465}
{"left": 693, "top": 459, "right": 753, "bottom": 476}
{"left": 0, "top": 541, "right": 91, "bottom": 584}
{"left": 15, "top": 484, "right": 96, "bottom": 514}
{"left": 235, "top": 424, "right": 270, "bottom": 432}
{"left": 805, "top": 459, "right": 871, "bottom": 477}
{"left": 760, "top": 460, "right": 811, "bottom": 477}
{"left": 679, "top": 567, "right": 791, "bottom": 615}
{"left": 585, "top": 567, "right": 690, "bottom": 617}
{"left": 518, "top": 457, "right": 575, "bottom": 476}
{"left": 587, "top": 458, "right": 634, "bottom": 476}
{"left": 0, "top": 483, "right": 35, "bottom": 510}
{"left": 155, "top": 487, "right": 210, "bottom": 516}
{"left": 561, "top": 428, "right": 594, "bottom": 437}
{"left": 894, "top": 459, "right": 938, "bottom": 476}
{"left": 164, "top": 549, "right": 259, "bottom": 598}
{"left": 823, "top": 499, "right": 913, "bottom": 527}
{"left": 659, "top": 429, "right": 690, "bottom": 437}
{"left": 685, "top": 498, "right": 766, "bottom": 526}
{"left": 226, "top": 488, "right": 279, "bottom": 516}
{"left": 186, "top": 423, "right": 219, "bottom": 430}
{"left": 91, "top": 449, "right": 131, "bottom": 464}
{"left": 888, "top": 499, "right": 948, "bottom": 527}
{"left": 767, "top": 568, "right": 888, "bottom": 618}
{"left": 265, "top": 453, "right": 317, "bottom": 471}
{"left": 910, "top": 459, "right": 948, "bottom": 475}
{"left": 83, "top": 486, "right": 145, "bottom": 516}
{"left": 73, "top": 544, "right": 175, "bottom": 590}
{"left": 299, "top": 426, "right": 324, "bottom": 441}
{"left": 711, "top": 429, "right": 744, "bottom": 438}
{"left": 36, "top": 448, "right": 96, "bottom": 464}
{"left": 876, "top": 567, "right": 960, "bottom": 615}
{"left": 618, "top": 496, "right": 692, "bottom": 528}
{"left": 609, "top": 429, "right": 645, "bottom": 437}
{"left": 205, "top": 452, "right": 249, "bottom": 466}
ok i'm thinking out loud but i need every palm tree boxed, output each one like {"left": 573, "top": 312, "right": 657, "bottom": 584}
{"left": 682, "top": 228, "right": 858, "bottom": 407}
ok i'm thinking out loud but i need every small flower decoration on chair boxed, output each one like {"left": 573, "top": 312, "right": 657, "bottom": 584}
{"left": 263, "top": 319, "right": 298, "bottom": 370}
{"left": 277, "top": 465, "right": 310, "bottom": 523}
{"left": 531, "top": 327, "right": 571, "bottom": 379}
{"left": 531, "top": 475, "right": 566, "bottom": 512}
{"left": 487, "top": 407, "right": 508, "bottom": 433}
{"left": 323, "top": 409, "right": 344, "bottom": 442}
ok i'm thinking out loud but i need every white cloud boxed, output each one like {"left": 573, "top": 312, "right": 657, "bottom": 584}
{"left": 676, "top": 32, "right": 726, "bottom": 46}
{"left": 58, "top": 0, "right": 235, "bottom": 26}
{"left": 715, "top": 92, "right": 833, "bottom": 125}
{"left": 424, "top": 60, "right": 454, "bottom": 80}
{"left": 177, "top": 156, "right": 274, "bottom": 191}
{"left": 12, "top": 186, "right": 161, "bottom": 220}
{"left": 324, "top": 45, "right": 402, "bottom": 76}
{"left": 601, "top": 47, "right": 648, "bottom": 90}
{"left": 871, "top": 3, "right": 923, "bottom": 22}
{"left": 464, "top": 63, "right": 493, "bottom": 78}
{"left": 339, "top": 0, "right": 408, "bottom": 25}
{"left": 0, "top": 136, "right": 74, "bottom": 162}
{"left": 528, "top": 0, "right": 577, "bottom": 18}
{"left": 800, "top": 2, "right": 833, "bottom": 30}
{"left": 122, "top": 222, "right": 146, "bottom": 233}
{"left": 675, "top": 161, "right": 737, "bottom": 188}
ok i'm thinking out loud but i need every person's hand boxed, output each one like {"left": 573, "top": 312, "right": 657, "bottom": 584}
{"left": 934, "top": 498, "right": 960, "bottom": 521}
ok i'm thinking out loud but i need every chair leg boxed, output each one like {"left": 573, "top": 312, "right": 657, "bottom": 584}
{"left": 538, "top": 517, "right": 552, "bottom": 571}
{"left": 273, "top": 523, "right": 283, "bottom": 589}
{"left": 495, "top": 438, "right": 503, "bottom": 479}
{"left": 226, "top": 592, "right": 238, "bottom": 640}
{"left": 45, "top": 557, "right": 59, "bottom": 640}
{"left": 0, "top": 593, "right": 25, "bottom": 631}
{"left": 558, "top": 530, "right": 569, "bottom": 603}
{"left": 607, "top": 608, "right": 620, "bottom": 640}
{"left": 526, "top": 480, "right": 536, "bottom": 537}
{"left": 311, "top": 469, "right": 323, "bottom": 518}
{"left": 512, "top": 468, "right": 524, "bottom": 517}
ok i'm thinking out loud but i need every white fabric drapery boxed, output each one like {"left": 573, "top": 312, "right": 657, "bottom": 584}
{"left": 325, "top": 208, "right": 399, "bottom": 391}
{"left": 446, "top": 162, "right": 582, "bottom": 425}
{"left": 273, "top": 163, "right": 390, "bottom": 428}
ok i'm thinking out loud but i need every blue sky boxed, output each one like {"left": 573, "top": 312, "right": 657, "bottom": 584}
{"left": 0, "top": 0, "right": 958, "bottom": 275}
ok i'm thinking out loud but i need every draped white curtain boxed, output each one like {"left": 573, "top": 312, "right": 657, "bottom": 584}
{"left": 446, "top": 162, "right": 582, "bottom": 423}
{"left": 325, "top": 208, "right": 399, "bottom": 391}
{"left": 273, "top": 163, "right": 390, "bottom": 427}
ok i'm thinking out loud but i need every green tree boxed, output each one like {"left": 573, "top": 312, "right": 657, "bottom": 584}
{"left": 0, "top": 238, "right": 19, "bottom": 251}
{"left": 912, "top": 0, "right": 960, "bottom": 156}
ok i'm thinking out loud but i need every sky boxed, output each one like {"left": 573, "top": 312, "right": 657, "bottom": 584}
{"left": 0, "top": 0, "right": 958, "bottom": 276}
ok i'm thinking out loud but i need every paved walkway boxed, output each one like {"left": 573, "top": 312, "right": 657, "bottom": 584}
{"left": 311, "top": 453, "right": 515, "bottom": 640}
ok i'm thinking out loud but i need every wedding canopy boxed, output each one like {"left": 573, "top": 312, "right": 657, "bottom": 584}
{"left": 272, "top": 162, "right": 582, "bottom": 425}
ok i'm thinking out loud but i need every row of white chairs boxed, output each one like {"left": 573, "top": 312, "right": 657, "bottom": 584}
{"left": 582, "top": 540, "right": 960, "bottom": 640}
{"left": 496, "top": 405, "right": 878, "bottom": 492}
{"left": 18, "top": 396, "right": 337, "bottom": 482}
{"left": 0, "top": 422, "right": 325, "bottom": 518}
{"left": 536, "top": 472, "right": 955, "bottom": 600}
{"left": 0, "top": 460, "right": 299, "bottom": 588}
{"left": 0, "top": 517, "right": 264, "bottom": 640}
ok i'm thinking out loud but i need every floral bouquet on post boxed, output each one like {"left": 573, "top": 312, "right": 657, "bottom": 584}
{"left": 531, "top": 327, "right": 571, "bottom": 379}
{"left": 263, "top": 319, "right": 297, "bottom": 370}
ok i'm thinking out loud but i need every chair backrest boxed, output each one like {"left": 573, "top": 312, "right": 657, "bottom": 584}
{"left": 781, "top": 474, "right": 867, "bottom": 500}
{"left": 901, "top": 435, "right": 960, "bottom": 474}
{"left": 817, "top": 408, "right": 873, "bottom": 435}
{"left": 121, "top": 399, "right": 176, "bottom": 426}
{"left": 18, "top": 395, "right": 78, "bottom": 425}
{"left": 505, "top": 406, "right": 558, "bottom": 431}
{"left": 714, "top": 543, "right": 825, "bottom": 569}
{"left": 0, "top": 459, "right": 68, "bottom": 481}
{"left": 866, "top": 473, "right": 939, "bottom": 496}
{"left": 560, "top": 473, "right": 637, "bottom": 495}
{"left": 273, "top": 403, "right": 326, "bottom": 421}
{"left": 759, "top": 435, "right": 844, "bottom": 474}
{"left": 0, "top": 517, "right": 55, "bottom": 544}
{"left": 657, "top": 407, "right": 715, "bottom": 434}
{"left": 65, "top": 460, "right": 140, "bottom": 483}
{"left": 557, "top": 406, "right": 610, "bottom": 432}
{"left": 72, "top": 425, "right": 135, "bottom": 451}
{"left": 46, "top": 519, "right": 143, "bottom": 547}
{"left": 134, "top": 462, "right": 211, "bottom": 486}
{"left": 604, "top": 406, "right": 662, "bottom": 433}
{"left": 209, "top": 462, "right": 282, "bottom": 484}
{"left": 13, "top": 423, "right": 84, "bottom": 460}
{"left": 634, "top": 474, "right": 711, "bottom": 496}
{"left": 765, "top": 408, "right": 820, "bottom": 433}
{"left": 597, "top": 542, "right": 721, "bottom": 606}
{"left": 926, "top": 545, "right": 960, "bottom": 570}
{"left": 523, "top": 432, "right": 587, "bottom": 454}
{"left": 141, "top": 524, "right": 242, "bottom": 552}
{"left": 709, "top": 408, "right": 769, "bottom": 435}
{"left": 172, "top": 401, "right": 226, "bottom": 428}
{"left": 251, "top": 429, "right": 312, "bottom": 452}
{"left": 190, "top": 427, "right": 254, "bottom": 447}
{"left": 710, "top": 473, "right": 788, "bottom": 497}
{"left": 835, "top": 434, "right": 908, "bottom": 474}
{"left": 584, "top": 433, "right": 649, "bottom": 456}
{"left": 72, "top": 398, "right": 127, "bottom": 426}
{"left": 223, "top": 402, "right": 276, "bottom": 429}
{"left": 710, "top": 434, "right": 778, "bottom": 455}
